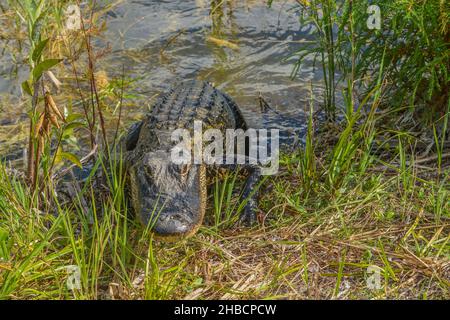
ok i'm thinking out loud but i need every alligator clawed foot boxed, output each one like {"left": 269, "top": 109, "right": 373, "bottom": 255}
{"left": 238, "top": 204, "right": 258, "bottom": 226}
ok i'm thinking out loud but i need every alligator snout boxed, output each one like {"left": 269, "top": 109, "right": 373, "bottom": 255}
{"left": 139, "top": 194, "right": 202, "bottom": 239}
{"left": 151, "top": 211, "right": 198, "bottom": 239}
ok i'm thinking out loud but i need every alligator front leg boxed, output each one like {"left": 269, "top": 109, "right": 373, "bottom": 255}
{"left": 216, "top": 157, "right": 263, "bottom": 226}
{"left": 239, "top": 166, "right": 262, "bottom": 225}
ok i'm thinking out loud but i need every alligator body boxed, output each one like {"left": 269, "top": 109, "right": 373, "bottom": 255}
{"left": 123, "top": 80, "right": 261, "bottom": 240}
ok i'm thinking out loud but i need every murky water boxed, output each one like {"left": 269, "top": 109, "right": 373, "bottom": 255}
{"left": 0, "top": 0, "right": 334, "bottom": 163}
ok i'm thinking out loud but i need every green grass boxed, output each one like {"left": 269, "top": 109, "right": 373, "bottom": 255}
{"left": 286, "top": 0, "right": 449, "bottom": 120}
{"left": 0, "top": 112, "right": 448, "bottom": 299}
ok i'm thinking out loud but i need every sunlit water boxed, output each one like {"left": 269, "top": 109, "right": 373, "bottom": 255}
{"left": 0, "top": 0, "right": 339, "bottom": 163}
{"left": 104, "top": 0, "right": 335, "bottom": 142}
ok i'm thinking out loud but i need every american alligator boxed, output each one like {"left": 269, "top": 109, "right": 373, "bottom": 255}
{"left": 123, "top": 80, "right": 262, "bottom": 241}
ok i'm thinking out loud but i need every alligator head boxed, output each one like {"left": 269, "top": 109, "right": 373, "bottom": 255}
{"left": 127, "top": 149, "right": 207, "bottom": 240}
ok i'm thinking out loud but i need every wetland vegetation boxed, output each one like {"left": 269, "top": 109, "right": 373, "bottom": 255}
{"left": 0, "top": 0, "right": 448, "bottom": 299}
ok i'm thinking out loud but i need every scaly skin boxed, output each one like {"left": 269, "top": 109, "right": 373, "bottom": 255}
{"left": 123, "top": 80, "right": 260, "bottom": 240}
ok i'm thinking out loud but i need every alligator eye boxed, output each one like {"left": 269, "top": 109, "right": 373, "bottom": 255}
{"left": 143, "top": 166, "right": 153, "bottom": 181}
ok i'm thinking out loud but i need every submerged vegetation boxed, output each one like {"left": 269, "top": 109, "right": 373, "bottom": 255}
{"left": 0, "top": 0, "right": 448, "bottom": 299}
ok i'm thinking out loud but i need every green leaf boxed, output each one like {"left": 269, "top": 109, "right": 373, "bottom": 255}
{"left": 31, "top": 11, "right": 45, "bottom": 43}
{"left": 60, "top": 152, "right": 82, "bottom": 168}
{"left": 33, "top": 58, "right": 62, "bottom": 81}
{"left": 32, "top": 38, "right": 49, "bottom": 62}
{"left": 63, "top": 122, "right": 85, "bottom": 134}
{"left": 65, "top": 113, "right": 84, "bottom": 123}
{"left": 0, "top": 228, "right": 8, "bottom": 241}
{"left": 0, "top": 227, "right": 11, "bottom": 259}
{"left": 21, "top": 80, "right": 33, "bottom": 96}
